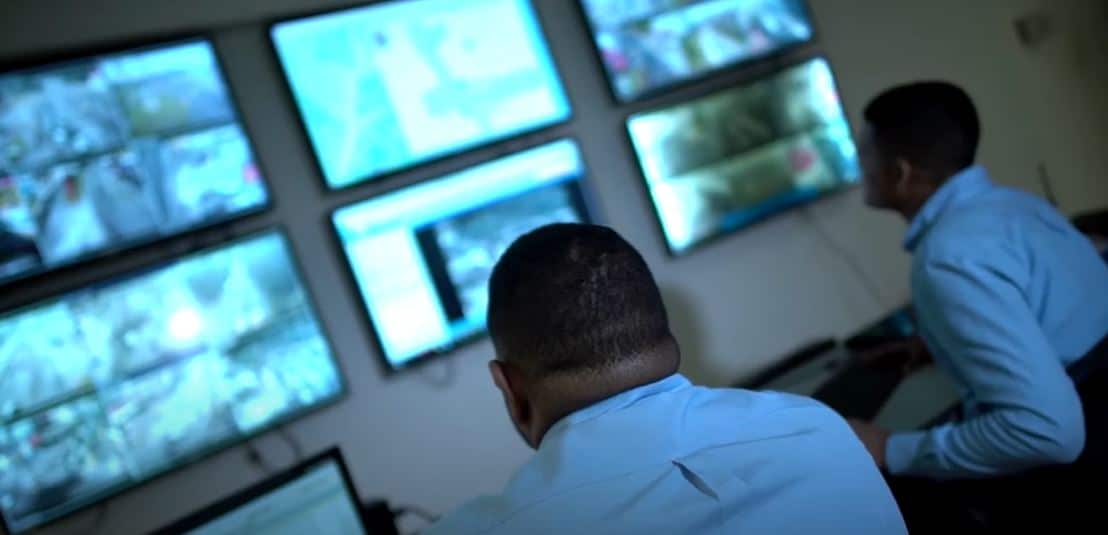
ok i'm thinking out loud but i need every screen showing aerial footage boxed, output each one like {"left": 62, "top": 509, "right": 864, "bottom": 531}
{"left": 333, "top": 140, "right": 593, "bottom": 369}
{"left": 0, "top": 232, "right": 342, "bottom": 534}
{"left": 0, "top": 40, "right": 269, "bottom": 285}
{"left": 271, "top": 0, "right": 572, "bottom": 189}
{"left": 627, "top": 57, "right": 859, "bottom": 254}
{"left": 580, "top": 0, "right": 814, "bottom": 102}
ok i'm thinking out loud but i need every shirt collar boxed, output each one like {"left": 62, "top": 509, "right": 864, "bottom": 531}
{"left": 903, "top": 165, "right": 994, "bottom": 251}
{"left": 541, "top": 373, "right": 691, "bottom": 446}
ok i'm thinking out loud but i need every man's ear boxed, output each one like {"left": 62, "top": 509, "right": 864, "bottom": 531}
{"left": 894, "top": 158, "right": 914, "bottom": 195}
{"left": 489, "top": 360, "right": 535, "bottom": 448}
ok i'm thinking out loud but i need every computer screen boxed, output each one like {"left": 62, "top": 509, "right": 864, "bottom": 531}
{"left": 0, "top": 232, "right": 343, "bottom": 534}
{"left": 169, "top": 452, "right": 367, "bottom": 535}
{"left": 579, "top": 0, "right": 814, "bottom": 102}
{"left": 271, "top": 0, "right": 572, "bottom": 189}
{"left": 333, "top": 140, "right": 595, "bottom": 370}
{"left": 627, "top": 57, "right": 858, "bottom": 254}
{"left": 0, "top": 39, "right": 269, "bottom": 285}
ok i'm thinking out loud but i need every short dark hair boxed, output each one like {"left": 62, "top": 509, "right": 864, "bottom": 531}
{"left": 487, "top": 224, "right": 673, "bottom": 377}
{"left": 863, "top": 81, "right": 980, "bottom": 176}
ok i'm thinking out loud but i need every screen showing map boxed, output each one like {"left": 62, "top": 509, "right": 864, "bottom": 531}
{"left": 271, "top": 0, "right": 572, "bottom": 189}
{"left": 0, "top": 40, "right": 269, "bottom": 286}
{"left": 579, "top": 0, "right": 814, "bottom": 102}
{"left": 333, "top": 140, "right": 593, "bottom": 369}
{"left": 627, "top": 58, "right": 859, "bottom": 253}
{"left": 0, "top": 232, "right": 342, "bottom": 534}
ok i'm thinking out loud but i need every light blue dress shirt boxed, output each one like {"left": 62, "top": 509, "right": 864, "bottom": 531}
{"left": 887, "top": 165, "right": 1108, "bottom": 479}
{"left": 428, "top": 375, "right": 906, "bottom": 534}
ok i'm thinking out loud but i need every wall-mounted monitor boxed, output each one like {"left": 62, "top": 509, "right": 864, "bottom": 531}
{"left": 333, "top": 140, "right": 596, "bottom": 370}
{"left": 271, "top": 0, "right": 572, "bottom": 190}
{"left": 0, "top": 231, "right": 343, "bottom": 534}
{"left": 0, "top": 39, "right": 270, "bottom": 286}
{"left": 627, "top": 57, "right": 859, "bottom": 254}
{"left": 579, "top": 0, "right": 814, "bottom": 102}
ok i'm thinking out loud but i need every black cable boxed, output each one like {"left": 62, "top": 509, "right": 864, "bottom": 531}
{"left": 275, "top": 425, "right": 304, "bottom": 461}
{"left": 417, "top": 353, "right": 457, "bottom": 389}
{"left": 393, "top": 504, "right": 440, "bottom": 524}
{"left": 244, "top": 439, "right": 274, "bottom": 473}
{"left": 800, "top": 207, "right": 888, "bottom": 310}
{"left": 80, "top": 502, "right": 109, "bottom": 535}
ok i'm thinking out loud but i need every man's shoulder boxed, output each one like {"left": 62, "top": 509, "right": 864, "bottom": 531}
{"left": 686, "top": 385, "right": 828, "bottom": 409}
{"left": 425, "top": 389, "right": 877, "bottom": 535}
{"left": 687, "top": 384, "right": 836, "bottom": 416}
{"left": 678, "top": 386, "right": 850, "bottom": 440}
{"left": 923, "top": 185, "right": 1056, "bottom": 258}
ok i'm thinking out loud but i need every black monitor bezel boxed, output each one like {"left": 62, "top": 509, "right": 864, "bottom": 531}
{"left": 0, "top": 34, "right": 274, "bottom": 291}
{"left": 266, "top": 0, "right": 576, "bottom": 192}
{"left": 328, "top": 136, "right": 604, "bottom": 375}
{"left": 572, "top": 0, "right": 819, "bottom": 105}
{"left": 623, "top": 52, "right": 860, "bottom": 257}
{"left": 0, "top": 227, "right": 348, "bottom": 535}
{"left": 150, "top": 446, "right": 365, "bottom": 535}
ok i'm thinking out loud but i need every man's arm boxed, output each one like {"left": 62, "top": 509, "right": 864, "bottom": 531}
{"left": 885, "top": 253, "right": 1085, "bottom": 479}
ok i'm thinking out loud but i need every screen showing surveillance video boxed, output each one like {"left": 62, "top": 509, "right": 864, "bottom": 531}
{"left": 579, "top": 0, "right": 814, "bottom": 102}
{"left": 333, "top": 140, "right": 593, "bottom": 369}
{"left": 0, "top": 40, "right": 269, "bottom": 285}
{"left": 271, "top": 0, "right": 572, "bottom": 189}
{"left": 627, "top": 57, "right": 859, "bottom": 253}
{"left": 0, "top": 232, "right": 342, "bottom": 534}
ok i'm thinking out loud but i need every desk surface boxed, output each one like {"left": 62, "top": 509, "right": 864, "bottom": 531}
{"left": 758, "top": 345, "right": 961, "bottom": 431}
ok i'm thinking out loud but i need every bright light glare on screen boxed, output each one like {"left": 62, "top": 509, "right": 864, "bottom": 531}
{"left": 167, "top": 306, "right": 206, "bottom": 344}
{"left": 271, "top": 0, "right": 571, "bottom": 188}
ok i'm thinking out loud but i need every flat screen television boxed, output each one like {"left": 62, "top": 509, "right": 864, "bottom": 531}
{"left": 0, "top": 39, "right": 270, "bottom": 286}
{"left": 626, "top": 56, "right": 859, "bottom": 254}
{"left": 271, "top": 0, "right": 572, "bottom": 190}
{"left": 578, "top": 0, "right": 814, "bottom": 102}
{"left": 333, "top": 139, "right": 596, "bottom": 370}
{"left": 0, "top": 231, "right": 343, "bottom": 534}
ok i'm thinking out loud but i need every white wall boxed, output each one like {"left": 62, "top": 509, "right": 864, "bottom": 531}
{"left": 1, "top": 0, "right": 1106, "bottom": 534}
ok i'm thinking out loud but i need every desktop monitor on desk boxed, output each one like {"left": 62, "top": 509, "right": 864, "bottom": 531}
{"left": 154, "top": 448, "right": 376, "bottom": 535}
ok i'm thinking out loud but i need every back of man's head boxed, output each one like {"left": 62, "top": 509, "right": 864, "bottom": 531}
{"left": 863, "top": 81, "right": 980, "bottom": 179}
{"left": 487, "top": 224, "right": 678, "bottom": 383}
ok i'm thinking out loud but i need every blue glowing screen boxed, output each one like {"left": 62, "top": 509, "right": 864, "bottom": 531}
{"left": 333, "top": 140, "right": 593, "bottom": 368}
{"left": 580, "top": 0, "right": 814, "bottom": 101}
{"left": 627, "top": 58, "right": 859, "bottom": 253}
{"left": 272, "top": 0, "right": 572, "bottom": 189}
{"left": 0, "top": 232, "right": 342, "bottom": 534}
{"left": 0, "top": 40, "right": 269, "bottom": 285}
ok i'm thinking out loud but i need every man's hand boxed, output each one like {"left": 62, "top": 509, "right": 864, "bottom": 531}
{"left": 847, "top": 419, "right": 891, "bottom": 468}
{"left": 856, "top": 336, "right": 932, "bottom": 376}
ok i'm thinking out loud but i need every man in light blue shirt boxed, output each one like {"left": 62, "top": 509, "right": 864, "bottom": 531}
{"left": 849, "top": 81, "right": 1108, "bottom": 529}
{"left": 428, "top": 224, "right": 905, "bottom": 534}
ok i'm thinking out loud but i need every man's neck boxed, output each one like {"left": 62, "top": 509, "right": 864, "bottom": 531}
{"left": 529, "top": 353, "right": 679, "bottom": 447}
{"left": 897, "top": 196, "right": 931, "bottom": 222}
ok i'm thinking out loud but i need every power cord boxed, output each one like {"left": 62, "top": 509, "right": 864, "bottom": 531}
{"left": 416, "top": 353, "right": 458, "bottom": 389}
{"left": 800, "top": 207, "right": 887, "bottom": 310}
{"left": 244, "top": 439, "right": 274, "bottom": 473}
{"left": 363, "top": 500, "right": 440, "bottom": 535}
{"left": 276, "top": 425, "right": 304, "bottom": 462}
{"left": 392, "top": 504, "right": 440, "bottom": 524}
{"left": 79, "top": 502, "right": 110, "bottom": 535}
